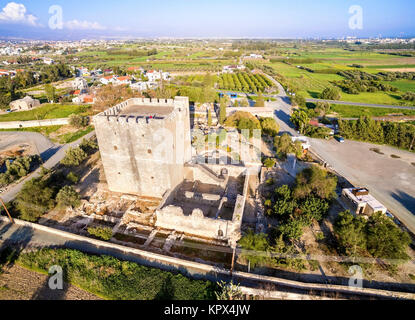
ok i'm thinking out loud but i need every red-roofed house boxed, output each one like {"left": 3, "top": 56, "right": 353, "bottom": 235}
{"left": 100, "top": 75, "right": 115, "bottom": 85}
{"left": 114, "top": 76, "right": 131, "bottom": 85}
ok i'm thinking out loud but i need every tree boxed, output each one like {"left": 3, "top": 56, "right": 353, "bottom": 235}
{"left": 66, "top": 172, "right": 79, "bottom": 184}
{"left": 240, "top": 97, "right": 249, "bottom": 107}
{"left": 293, "top": 166, "right": 337, "bottom": 200}
{"left": 260, "top": 117, "right": 279, "bottom": 136}
{"left": 255, "top": 92, "right": 265, "bottom": 107}
{"left": 278, "top": 219, "right": 304, "bottom": 241}
{"left": 56, "top": 186, "right": 80, "bottom": 208}
{"left": 272, "top": 185, "right": 297, "bottom": 218}
{"left": 366, "top": 212, "right": 411, "bottom": 263}
{"left": 314, "top": 101, "right": 331, "bottom": 116}
{"left": 219, "top": 98, "right": 227, "bottom": 125}
{"left": 291, "top": 109, "right": 310, "bottom": 134}
{"left": 44, "top": 84, "right": 56, "bottom": 103}
{"left": 207, "top": 107, "right": 213, "bottom": 126}
{"left": 94, "top": 84, "right": 142, "bottom": 112}
{"left": 15, "top": 177, "right": 55, "bottom": 222}
{"left": 320, "top": 87, "right": 341, "bottom": 100}
{"left": 290, "top": 94, "right": 306, "bottom": 107}
{"left": 334, "top": 211, "right": 367, "bottom": 258}
{"left": 298, "top": 196, "right": 329, "bottom": 225}
{"left": 61, "top": 147, "right": 88, "bottom": 167}
{"left": 69, "top": 114, "right": 89, "bottom": 128}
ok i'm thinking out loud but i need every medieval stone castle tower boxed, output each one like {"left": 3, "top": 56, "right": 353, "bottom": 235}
{"left": 93, "top": 97, "right": 192, "bottom": 198}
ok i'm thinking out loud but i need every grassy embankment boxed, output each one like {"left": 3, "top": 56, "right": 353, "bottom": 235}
{"left": 8, "top": 248, "right": 217, "bottom": 300}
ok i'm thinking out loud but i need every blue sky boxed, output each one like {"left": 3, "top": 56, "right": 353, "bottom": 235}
{"left": 0, "top": 0, "right": 414, "bottom": 39}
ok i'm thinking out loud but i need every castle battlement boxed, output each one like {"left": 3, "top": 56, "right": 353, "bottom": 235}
{"left": 94, "top": 97, "right": 188, "bottom": 125}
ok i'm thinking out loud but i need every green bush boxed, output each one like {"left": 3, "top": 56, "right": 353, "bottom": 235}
{"left": 17, "top": 248, "right": 217, "bottom": 300}
{"left": 263, "top": 158, "right": 276, "bottom": 168}
{"left": 66, "top": 172, "right": 79, "bottom": 184}
{"left": 69, "top": 114, "right": 90, "bottom": 128}
{"left": 61, "top": 147, "right": 88, "bottom": 167}
{"left": 260, "top": 117, "right": 279, "bottom": 136}
{"left": 56, "top": 186, "right": 80, "bottom": 208}
{"left": 87, "top": 227, "right": 113, "bottom": 241}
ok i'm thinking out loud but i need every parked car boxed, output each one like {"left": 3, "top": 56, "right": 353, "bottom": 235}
{"left": 335, "top": 136, "right": 345, "bottom": 143}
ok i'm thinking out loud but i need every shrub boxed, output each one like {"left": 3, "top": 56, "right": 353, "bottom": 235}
{"left": 56, "top": 186, "right": 80, "bottom": 208}
{"left": 293, "top": 166, "right": 337, "bottom": 200}
{"left": 66, "top": 172, "right": 79, "bottom": 184}
{"left": 87, "top": 226, "right": 113, "bottom": 241}
{"left": 238, "top": 229, "right": 270, "bottom": 268}
{"left": 263, "top": 158, "right": 276, "bottom": 168}
{"left": 17, "top": 248, "right": 217, "bottom": 300}
{"left": 69, "top": 114, "right": 89, "bottom": 128}
{"left": 278, "top": 219, "right": 304, "bottom": 241}
{"left": 79, "top": 138, "right": 98, "bottom": 154}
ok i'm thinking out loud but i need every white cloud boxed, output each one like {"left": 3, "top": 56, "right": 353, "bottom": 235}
{"left": 0, "top": 2, "right": 38, "bottom": 26}
{"left": 65, "top": 20, "right": 107, "bottom": 31}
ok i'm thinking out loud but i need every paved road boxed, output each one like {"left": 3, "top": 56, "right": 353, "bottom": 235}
{"left": 0, "top": 131, "right": 96, "bottom": 203}
{"left": 0, "top": 132, "right": 56, "bottom": 161}
{"left": 306, "top": 98, "right": 415, "bottom": 110}
{"left": 265, "top": 73, "right": 415, "bottom": 234}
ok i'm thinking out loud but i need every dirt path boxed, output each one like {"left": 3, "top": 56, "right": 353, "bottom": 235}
{"left": 0, "top": 265, "right": 101, "bottom": 300}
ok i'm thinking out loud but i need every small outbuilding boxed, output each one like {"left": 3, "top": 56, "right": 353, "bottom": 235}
{"left": 341, "top": 187, "right": 387, "bottom": 216}
{"left": 9, "top": 96, "right": 40, "bottom": 111}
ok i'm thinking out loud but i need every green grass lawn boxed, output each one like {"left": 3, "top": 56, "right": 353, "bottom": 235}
{"left": 57, "top": 126, "right": 94, "bottom": 144}
{"left": 0, "top": 125, "right": 62, "bottom": 135}
{"left": 0, "top": 104, "right": 90, "bottom": 122}
{"left": 330, "top": 104, "right": 415, "bottom": 118}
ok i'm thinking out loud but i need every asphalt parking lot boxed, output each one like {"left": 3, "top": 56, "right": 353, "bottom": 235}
{"left": 310, "top": 138, "right": 415, "bottom": 234}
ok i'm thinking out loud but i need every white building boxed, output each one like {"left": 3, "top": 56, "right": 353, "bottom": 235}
{"left": 100, "top": 75, "right": 115, "bottom": 85}
{"left": 248, "top": 54, "right": 263, "bottom": 59}
{"left": 145, "top": 70, "right": 170, "bottom": 82}
{"left": 341, "top": 188, "right": 387, "bottom": 216}
{"left": 43, "top": 58, "right": 54, "bottom": 65}
{"left": 113, "top": 76, "right": 132, "bottom": 85}
{"left": 292, "top": 136, "right": 311, "bottom": 150}
{"left": 73, "top": 77, "right": 88, "bottom": 90}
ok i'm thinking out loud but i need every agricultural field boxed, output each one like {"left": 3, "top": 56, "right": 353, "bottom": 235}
{"left": 218, "top": 72, "right": 274, "bottom": 93}
{"left": 329, "top": 104, "right": 415, "bottom": 118}
{"left": 72, "top": 45, "right": 235, "bottom": 73}
{"left": 263, "top": 48, "right": 415, "bottom": 106}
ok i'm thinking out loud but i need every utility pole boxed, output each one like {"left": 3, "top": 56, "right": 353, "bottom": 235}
{"left": 410, "top": 135, "right": 415, "bottom": 151}
{"left": 0, "top": 197, "right": 14, "bottom": 224}
{"left": 230, "top": 246, "right": 236, "bottom": 277}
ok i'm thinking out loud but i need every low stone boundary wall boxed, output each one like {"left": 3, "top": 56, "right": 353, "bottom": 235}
{"left": 1, "top": 216, "right": 414, "bottom": 300}
{"left": 0, "top": 118, "right": 69, "bottom": 129}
